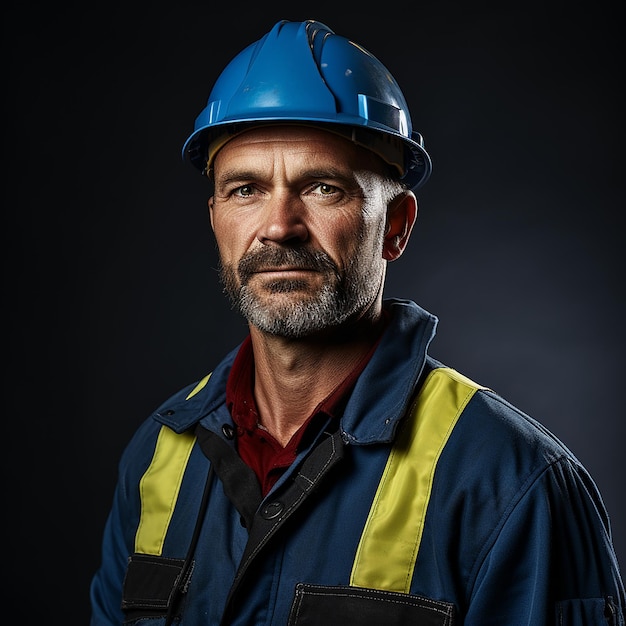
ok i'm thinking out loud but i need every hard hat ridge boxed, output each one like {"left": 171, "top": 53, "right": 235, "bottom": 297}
{"left": 183, "top": 19, "right": 432, "bottom": 190}
{"left": 223, "top": 21, "right": 338, "bottom": 122}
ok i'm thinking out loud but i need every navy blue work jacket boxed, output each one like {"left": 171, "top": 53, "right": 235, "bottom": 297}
{"left": 90, "top": 299, "right": 625, "bottom": 625}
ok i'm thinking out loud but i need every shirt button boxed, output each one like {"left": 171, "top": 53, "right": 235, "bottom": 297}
{"left": 260, "top": 501, "right": 284, "bottom": 520}
{"left": 222, "top": 424, "right": 235, "bottom": 439}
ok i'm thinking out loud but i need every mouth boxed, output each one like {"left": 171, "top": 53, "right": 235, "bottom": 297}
{"left": 238, "top": 247, "right": 337, "bottom": 284}
{"left": 245, "top": 268, "right": 320, "bottom": 295}
{"left": 252, "top": 265, "right": 317, "bottom": 275}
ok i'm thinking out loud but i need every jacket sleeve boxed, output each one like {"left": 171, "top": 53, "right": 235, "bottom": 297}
{"left": 89, "top": 419, "right": 159, "bottom": 626}
{"left": 464, "top": 456, "right": 625, "bottom": 625}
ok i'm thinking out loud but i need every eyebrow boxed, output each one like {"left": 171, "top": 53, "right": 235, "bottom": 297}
{"left": 214, "top": 169, "right": 260, "bottom": 186}
{"left": 214, "top": 166, "right": 357, "bottom": 186}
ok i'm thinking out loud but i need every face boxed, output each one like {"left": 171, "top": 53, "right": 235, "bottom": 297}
{"left": 209, "top": 125, "right": 410, "bottom": 338}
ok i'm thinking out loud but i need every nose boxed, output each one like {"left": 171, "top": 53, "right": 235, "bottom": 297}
{"left": 257, "top": 192, "right": 309, "bottom": 245}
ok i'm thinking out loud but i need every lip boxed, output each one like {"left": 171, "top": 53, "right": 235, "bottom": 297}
{"left": 254, "top": 269, "right": 317, "bottom": 281}
{"left": 253, "top": 266, "right": 316, "bottom": 274}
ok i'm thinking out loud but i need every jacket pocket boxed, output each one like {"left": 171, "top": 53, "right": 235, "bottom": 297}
{"left": 287, "top": 583, "right": 455, "bottom": 626}
{"left": 121, "top": 553, "right": 186, "bottom": 622}
{"left": 555, "top": 596, "right": 624, "bottom": 625}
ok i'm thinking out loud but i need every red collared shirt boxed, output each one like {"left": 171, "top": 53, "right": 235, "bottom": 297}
{"left": 226, "top": 334, "right": 380, "bottom": 495}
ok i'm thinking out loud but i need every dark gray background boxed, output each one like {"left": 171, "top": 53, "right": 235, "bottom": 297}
{"left": 5, "top": 1, "right": 623, "bottom": 621}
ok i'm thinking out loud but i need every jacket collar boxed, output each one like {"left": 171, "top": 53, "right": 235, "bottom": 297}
{"left": 151, "top": 298, "right": 437, "bottom": 444}
{"left": 341, "top": 299, "right": 437, "bottom": 444}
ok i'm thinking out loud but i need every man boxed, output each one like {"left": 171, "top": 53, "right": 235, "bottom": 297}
{"left": 90, "top": 19, "right": 624, "bottom": 625}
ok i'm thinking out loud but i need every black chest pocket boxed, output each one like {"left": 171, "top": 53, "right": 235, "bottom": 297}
{"left": 287, "top": 584, "right": 455, "bottom": 626}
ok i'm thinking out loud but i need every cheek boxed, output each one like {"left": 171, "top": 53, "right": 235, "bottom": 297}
{"left": 212, "top": 214, "right": 253, "bottom": 262}
{"left": 319, "top": 224, "right": 380, "bottom": 272}
{"left": 336, "top": 216, "right": 385, "bottom": 258}
{"left": 312, "top": 218, "right": 356, "bottom": 263}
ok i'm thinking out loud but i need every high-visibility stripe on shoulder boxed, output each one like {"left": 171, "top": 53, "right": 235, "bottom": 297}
{"left": 186, "top": 372, "right": 212, "bottom": 400}
{"left": 135, "top": 425, "right": 197, "bottom": 555}
{"left": 350, "top": 366, "right": 486, "bottom": 593}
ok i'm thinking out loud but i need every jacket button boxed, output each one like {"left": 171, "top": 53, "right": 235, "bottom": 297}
{"left": 222, "top": 424, "right": 235, "bottom": 439}
{"left": 260, "top": 501, "right": 284, "bottom": 520}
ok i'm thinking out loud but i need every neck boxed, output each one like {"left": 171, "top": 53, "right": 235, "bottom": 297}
{"left": 248, "top": 311, "right": 385, "bottom": 446}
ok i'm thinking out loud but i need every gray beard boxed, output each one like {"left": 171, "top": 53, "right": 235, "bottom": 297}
{"left": 219, "top": 246, "right": 380, "bottom": 338}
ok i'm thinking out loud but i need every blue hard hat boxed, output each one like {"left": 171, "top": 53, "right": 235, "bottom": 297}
{"left": 182, "top": 19, "right": 432, "bottom": 191}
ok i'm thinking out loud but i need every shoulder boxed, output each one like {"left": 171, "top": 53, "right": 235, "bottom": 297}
{"left": 421, "top": 362, "right": 577, "bottom": 470}
{"left": 113, "top": 345, "right": 241, "bottom": 482}
{"left": 422, "top": 363, "right": 586, "bottom": 510}
{"left": 421, "top": 366, "right": 610, "bottom": 558}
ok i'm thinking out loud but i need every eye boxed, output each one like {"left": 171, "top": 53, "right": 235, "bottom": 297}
{"left": 312, "top": 183, "right": 338, "bottom": 196}
{"left": 233, "top": 184, "right": 256, "bottom": 198}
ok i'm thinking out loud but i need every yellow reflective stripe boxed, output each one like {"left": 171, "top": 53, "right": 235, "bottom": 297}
{"left": 135, "top": 426, "right": 197, "bottom": 555}
{"left": 186, "top": 372, "right": 212, "bottom": 399}
{"left": 350, "top": 367, "right": 485, "bottom": 592}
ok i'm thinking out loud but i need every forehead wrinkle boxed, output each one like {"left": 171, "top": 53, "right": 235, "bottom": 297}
{"left": 215, "top": 153, "right": 355, "bottom": 186}
{"left": 217, "top": 126, "right": 380, "bottom": 163}
{"left": 215, "top": 166, "right": 268, "bottom": 185}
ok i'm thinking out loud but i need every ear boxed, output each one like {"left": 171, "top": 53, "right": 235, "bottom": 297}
{"left": 208, "top": 196, "right": 215, "bottom": 230}
{"left": 382, "top": 191, "right": 418, "bottom": 261}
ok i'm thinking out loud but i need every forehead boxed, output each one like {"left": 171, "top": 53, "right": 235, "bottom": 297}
{"left": 213, "top": 125, "right": 385, "bottom": 171}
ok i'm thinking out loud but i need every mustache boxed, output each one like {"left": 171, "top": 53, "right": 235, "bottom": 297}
{"left": 237, "top": 247, "right": 338, "bottom": 282}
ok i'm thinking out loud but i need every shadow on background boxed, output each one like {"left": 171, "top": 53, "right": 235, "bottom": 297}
{"left": 5, "top": 1, "right": 623, "bottom": 621}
